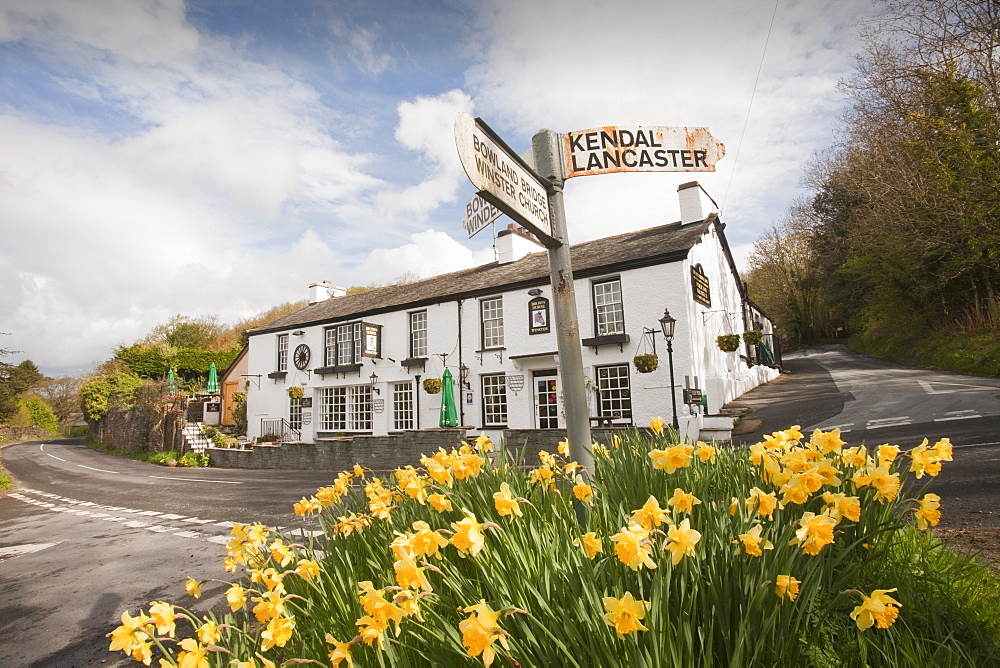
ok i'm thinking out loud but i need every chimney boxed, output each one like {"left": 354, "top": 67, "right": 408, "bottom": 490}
{"left": 496, "top": 224, "right": 543, "bottom": 264}
{"left": 309, "top": 281, "right": 346, "bottom": 304}
{"left": 678, "top": 181, "right": 719, "bottom": 224}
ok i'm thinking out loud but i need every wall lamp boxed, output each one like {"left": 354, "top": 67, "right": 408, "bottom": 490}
{"left": 459, "top": 363, "right": 471, "bottom": 390}
{"left": 369, "top": 371, "right": 380, "bottom": 395}
{"left": 291, "top": 330, "right": 305, "bottom": 336}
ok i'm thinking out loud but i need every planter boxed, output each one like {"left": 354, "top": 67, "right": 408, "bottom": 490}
{"left": 742, "top": 329, "right": 764, "bottom": 346}
{"left": 716, "top": 334, "right": 741, "bottom": 353}
{"left": 633, "top": 353, "right": 659, "bottom": 373}
{"left": 287, "top": 386, "right": 304, "bottom": 399}
{"left": 423, "top": 378, "right": 442, "bottom": 394}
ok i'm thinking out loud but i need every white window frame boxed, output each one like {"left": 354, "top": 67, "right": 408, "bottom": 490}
{"left": 289, "top": 396, "right": 302, "bottom": 431}
{"left": 324, "top": 322, "right": 363, "bottom": 366}
{"left": 319, "top": 385, "right": 371, "bottom": 432}
{"left": 409, "top": 311, "right": 427, "bottom": 358}
{"left": 480, "top": 296, "right": 504, "bottom": 349}
{"left": 481, "top": 373, "right": 508, "bottom": 427}
{"left": 393, "top": 382, "right": 414, "bottom": 431}
{"left": 596, "top": 364, "right": 632, "bottom": 420}
{"left": 534, "top": 371, "right": 559, "bottom": 429}
{"left": 593, "top": 278, "right": 625, "bottom": 336}
{"left": 277, "top": 334, "right": 289, "bottom": 372}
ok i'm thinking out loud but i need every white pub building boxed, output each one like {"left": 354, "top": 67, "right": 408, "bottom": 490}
{"left": 245, "top": 183, "right": 779, "bottom": 446}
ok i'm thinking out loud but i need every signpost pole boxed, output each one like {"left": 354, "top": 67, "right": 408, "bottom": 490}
{"left": 532, "top": 128, "right": 594, "bottom": 473}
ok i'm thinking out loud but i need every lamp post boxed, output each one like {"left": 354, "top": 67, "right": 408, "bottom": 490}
{"left": 659, "top": 308, "right": 679, "bottom": 431}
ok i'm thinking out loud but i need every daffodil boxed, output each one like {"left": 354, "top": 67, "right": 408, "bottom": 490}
{"left": 611, "top": 524, "right": 657, "bottom": 571}
{"left": 649, "top": 416, "right": 665, "bottom": 436}
{"left": 648, "top": 443, "right": 694, "bottom": 473}
{"left": 745, "top": 486, "right": 779, "bottom": 518}
{"left": 667, "top": 487, "right": 701, "bottom": 514}
{"left": 557, "top": 438, "right": 570, "bottom": 456}
{"left": 226, "top": 583, "right": 247, "bottom": 612}
{"left": 476, "top": 432, "right": 494, "bottom": 452}
{"left": 664, "top": 518, "right": 702, "bottom": 565}
{"left": 326, "top": 634, "right": 354, "bottom": 667}
{"left": 602, "top": 591, "right": 651, "bottom": 637}
{"left": 790, "top": 512, "right": 837, "bottom": 556}
{"left": 573, "top": 480, "right": 594, "bottom": 504}
{"left": 775, "top": 574, "right": 800, "bottom": 601}
{"left": 295, "top": 558, "right": 321, "bottom": 580}
{"left": 394, "top": 549, "right": 433, "bottom": 592}
{"left": 914, "top": 493, "right": 941, "bottom": 529}
{"left": 459, "top": 600, "right": 510, "bottom": 668}
{"left": 451, "top": 513, "right": 487, "bottom": 557}
{"left": 428, "top": 493, "right": 453, "bottom": 512}
{"left": 736, "top": 524, "right": 773, "bottom": 557}
{"left": 148, "top": 601, "right": 176, "bottom": 637}
{"left": 269, "top": 539, "right": 294, "bottom": 568}
{"left": 850, "top": 588, "right": 901, "bottom": 630}
{"left": 574, "top": 531, "right": 603, "bottom": 559}
{"left": 196, "top": 620, "right": 220, "bottom": 646}
{"left": 185, "top": 578, "right": 202, "bottom": 599}
{"left": 810, "top": 427, "right": 846, "bottom": 454}
{"left": 107, "top": 610, "right": 151, "bottom": 656}
{"left": 695, "top": 441, "right": 717, "bottom": 462}
{"left": 175, "top": 637, "right": 209, "bottom": 668}
{"left": 630, "top": 495, "right": 668, "bottom": 530}
{"left": 493, "top": 482, "right": 523, "bottom": 518}
{"left": 260, "top": 615, "right": 295, "bottom": 651}
{"left": 820, "top": 491, "right": 861, "bottom": 523}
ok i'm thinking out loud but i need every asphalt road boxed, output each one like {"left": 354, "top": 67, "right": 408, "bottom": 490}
{"left": 2, "top": 342, "right": 999, "bottom": 665}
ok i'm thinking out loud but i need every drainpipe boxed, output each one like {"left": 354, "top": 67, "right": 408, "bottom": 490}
{"left": 414, "top": 374, "right": 421, "bottom": 430}
{"left": 457, "top": 299, "right": 465, "bottom": 428}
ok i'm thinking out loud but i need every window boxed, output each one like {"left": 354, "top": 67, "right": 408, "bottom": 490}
{"left": 596, "top": 364, "right": 632, "bottom": 419}
{"left": 319, "top": 385, "right": 372, "bottom": 432}
{"left": 393, "top": 382, "right": 414, "bottom": 430}
{"left": 593, "top": 278, "right": 624, "bottom": 336}
{"left": 289, "top": 396, "right": 302, "bottom": 431}
{"left": 482, "top": 374, "right": 508, "bottom": 427}
{"left": 534, "top": 370, "right": 559, "bottom": 429}
{"left": 277, "top": 334, "right": 289, "bottom": 372}
{"left": 481, "top": 297, "right": 504, "bottom": 348}
{"left": 324, "top": 322, "right": 363, "bottom": 366}
{"left": 409, "top": 311, "right": 427, "bottom": 357}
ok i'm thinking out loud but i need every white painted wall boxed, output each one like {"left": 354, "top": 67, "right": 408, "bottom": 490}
{"left": 247, "top": 221, "right": 778, "bottom": 443}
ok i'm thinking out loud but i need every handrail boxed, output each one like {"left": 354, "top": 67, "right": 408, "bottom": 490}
{"left": 260, "top": 418, "right": 302, "bottom": 443}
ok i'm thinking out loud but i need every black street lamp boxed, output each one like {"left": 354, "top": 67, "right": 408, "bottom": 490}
{"left": 659, "top": 309, "right": 679, "bottom": 430}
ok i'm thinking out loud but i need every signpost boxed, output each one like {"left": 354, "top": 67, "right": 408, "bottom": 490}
{"left": 563, "top": 125, "right": 725, "bottom": 178}
{"left": 454, "top": 112, "right": 556, "bottom": 246}
{"left": 454, "top": 114, "right": 726, "bottom": 476}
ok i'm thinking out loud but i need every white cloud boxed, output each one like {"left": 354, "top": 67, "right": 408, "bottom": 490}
{"left": 328, "top": 19, "right": 393, "bottom": 75}
{"left": 352, "top": 229, "right": 495, "bottom": 286}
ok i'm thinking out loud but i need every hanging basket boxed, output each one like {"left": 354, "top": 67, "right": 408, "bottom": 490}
{"left": 287, "top": 385, "right": 304, "bottom": 399}
{"left": 633, "top": 353, "right": 659, "bottom": 374}
{"left": 423, "top": 378, "right": 442, "bottom": 394}
{"left": 742, "top": 329, "right": 764, "bottom": 346}
{"left": 716, "top": 334, "right": 741, "bottom": 353}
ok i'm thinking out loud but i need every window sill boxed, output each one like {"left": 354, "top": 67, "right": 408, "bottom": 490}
{"left": 401, "top": 357, "right": 428, "bottom": 369}
{"left": 267, "top": 371, "right": 287, "bottom": 380}
{"left": 581, "top": 334, "right": 630, "bottom": 349}
{"left": 476, "top": 347, "right": 507, "bottom": 353}
{"left": 314, "top": 364, "right": 363, "bottom": 376}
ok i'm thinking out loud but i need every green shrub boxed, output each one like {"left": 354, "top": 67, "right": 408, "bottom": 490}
{"left": 12, "top": 395, "right": 59, "bottom": 434}
{"left": 179, "top": 452, "right": 211, "bottom": 467}
{"left": 79, "top": 371, "right": 145, "bottom": 421}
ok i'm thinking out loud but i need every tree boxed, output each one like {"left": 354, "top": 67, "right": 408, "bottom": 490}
{"left": 33, "top": 376, "right": 83, "bottom": 426}
{"left": 0, "top": 360, "right": 46, "bottom": 421}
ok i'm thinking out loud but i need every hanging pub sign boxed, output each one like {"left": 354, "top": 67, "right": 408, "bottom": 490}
{"left": 362, "top": 323, "right": 382, "bottom": 358}
{"left": 691, "top": 264, "right": 711, "bottom": 307}
{"left": 529, "top": 297, "right": 551, "bottom": 334}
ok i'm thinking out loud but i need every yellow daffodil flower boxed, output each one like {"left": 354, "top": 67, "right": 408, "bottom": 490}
{"left": 850, "top": 588, "right": 901, "bottom": 630}
{"left": 459, "top": 600, "right": 510, "bottom": 668}
{"left": 196, "top": 619, "right": 220, "bottom": 646}
{"left": 667, "top": 487, "right": 702, "bottom": 514}
{"left": 664, "top": 518, "right": 702, "bottom": 565}
{"left": 810, "top": 427, "right": 846, "bottom": 454}
{"left": 107, "top": 610, "right": 151, "bottom": 656}
{"left": 185, "top": 578, "right": 202, "bottom": 599}
{"left": 649, "top": 416, "right": 665, "bottom": 436}
{"left": 226, "top": 583, "right": 247, "bottom": 612}
{"left": 451, "top": 513, "right": 487, "bottom": 557}
{"left": 611, "top": 524, "right": 657, "bottom": 571}
{"left": 775, "top": 574, "right": 800, "bottom": 601}
{"left": 914, "top": 493, "right": 941, "bottom": 530}
{"left": 295, "top": 559, "right": 321, "bottom": 580}
{"left": 648, "top": 443, "right": 694, "bottom": 473}
{"left": 428, "top": 493, "right": 453, "bottom": 513}
{"left": 493, "top": 482, "right": 523, "bottom": 517}
{"left": 736, "top": 524, "right": 774, "bottom": 557}
{"left": 695, "top": 441, "right": 717, "bottom": 462}
{"left": 630, "top": 495, "right": 668, "bottom": 530}
{"left": 175, "top": 637, "right": 208, "bottom": 668}
{"left": 573, "top": 480, "right": 594, "bottom": 504}
{"left": 602, "top": 591, "right": 651, "bottom": 637}
{"left": 260, "top": 615, "right": 295, "bottom": 651}
{"left": 326, "top": 634, "right": 355, "bottom": 667}
{"left": 574, "top": 532, "right": 603, "bottom": 559}
{"left": 148, "top": 601, "right": 176, "bottom": 637}
{"left": 790, "top": 512, "right": 837, "bottom": 556}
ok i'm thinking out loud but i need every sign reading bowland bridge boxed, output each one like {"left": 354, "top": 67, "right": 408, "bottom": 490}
{"left": 563, "top": 125, "right": 725, "bottom": 178}
{"left": 454, "top": 112, "right": 554, "bottom": 244}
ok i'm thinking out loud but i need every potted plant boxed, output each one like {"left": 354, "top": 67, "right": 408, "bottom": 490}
{"left": 716, "top": 334, "right": 741, "bottom": 352}
{"left": 423, "top": 378, "right": 442, "bottom": 394}
{"left": 633, "top": 353, "right": 659, "bottom": 373}
{"left": 287, "top": 385, "right": 304, "bottom": 399}
{"left": 742, "top": 329, "right": 764, "bottom": 346}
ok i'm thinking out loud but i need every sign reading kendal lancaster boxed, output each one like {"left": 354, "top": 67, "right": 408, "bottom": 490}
{"left": 455, "top": 112, "right": 553, "bottom": 241}
{"left": 563, "top": 126, "right": 725, "bottom": 178}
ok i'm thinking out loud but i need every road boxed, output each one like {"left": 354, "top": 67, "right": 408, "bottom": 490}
{"left": 0, "top": 440, "right": 332, "bottom": 666}
{"left": 2, "top": 343, "right": 999, "bottom": 665}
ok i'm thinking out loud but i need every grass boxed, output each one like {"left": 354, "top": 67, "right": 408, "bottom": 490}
{"left": 85, "top": 439, "right": 210, "bottom": 467}
{"left": 0, "top": 452, "right": 11, "bottom": 492}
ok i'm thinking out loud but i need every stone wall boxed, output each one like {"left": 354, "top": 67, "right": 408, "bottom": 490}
{"left": 0, "top": 425, "right": 53, "bottom": 443}
{"left": 208, "top": 428, "right": 469, "bottom": 473}
{"left": 502, "top": 428, "right": 650, "bottom": 464}
{"left": 89, "top": 401, "right": 187, "bottom": 453}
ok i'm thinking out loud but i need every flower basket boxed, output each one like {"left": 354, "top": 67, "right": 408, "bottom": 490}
{"left": 633, "top": 353, "right": 659, "bottom": 374}
{"left": 287, "top": 385, "right": 304, "bottom": 399}
{"left": 716, "top": 334, "right": 741, "bottom": 352}
{"left": 742, "top": 329, "right": 764, "bottom": 346}
{"left": 423, "top": 378, "right": 442, "bottom": 394}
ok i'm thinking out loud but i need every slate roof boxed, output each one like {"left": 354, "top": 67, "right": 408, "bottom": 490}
{"left": 249, "top": 218, "right": 716, "bottom": 336}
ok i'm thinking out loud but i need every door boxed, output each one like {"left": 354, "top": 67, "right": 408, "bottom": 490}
{"left": 534, "top": 370, "right": 559, "bottom": 429}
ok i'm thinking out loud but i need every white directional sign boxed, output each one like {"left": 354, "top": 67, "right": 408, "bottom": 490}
{"left": 455, "top": 112, "right": 553, "bottom": 242}
{"left": 462, "top": 195, "right": 501, "bottom": 239}
{"left": 563, "top": 125, "right": 725, "bottom": 178}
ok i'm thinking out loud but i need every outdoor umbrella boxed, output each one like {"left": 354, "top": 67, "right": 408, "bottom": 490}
{"left": 207, "top": 362, "right": 220, "bottom": 394}
{"left": 166, "top": 368, "right": 177, "bottom": 394}
{"left": 439, "top": 368, "right": 458, "bottom": 427}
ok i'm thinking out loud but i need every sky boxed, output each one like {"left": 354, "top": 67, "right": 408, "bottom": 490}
{"left": 0, "top": 0, "right": 878, "bottom": 377}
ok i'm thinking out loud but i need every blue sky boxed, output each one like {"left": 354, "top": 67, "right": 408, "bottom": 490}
{"left": 0, "top": 0, "right": 877, "bottom": 376}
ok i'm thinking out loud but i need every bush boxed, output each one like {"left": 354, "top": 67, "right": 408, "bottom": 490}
{"left": 11, "top": 395, "right": 59, "bottom": 435}
{"left": 80, "top": 371, "right": 145, "bottom": 422}
{"left": 179, "top": 452, "right": 211, "bottom": 467}
{"left": 109, "top": 427, "right": 998, "bottom": 667}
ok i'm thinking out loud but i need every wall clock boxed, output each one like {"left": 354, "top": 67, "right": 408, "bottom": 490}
{"left": 293, "top": 344, "right": 311, "bottom": 370}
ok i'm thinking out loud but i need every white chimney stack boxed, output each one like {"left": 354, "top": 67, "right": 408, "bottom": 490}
{"left": 678, "top": 181, "right": 719, "bottom": 224}
{"left": 496, "top": 224, "right": 542, "bottom": 264}
{"left": 309, "top": 281, "right": 346, "bottom": 304}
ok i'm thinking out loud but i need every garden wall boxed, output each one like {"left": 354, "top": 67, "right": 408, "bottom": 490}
{"left": 88, "top": 401, "right": 187, "bottom": 453}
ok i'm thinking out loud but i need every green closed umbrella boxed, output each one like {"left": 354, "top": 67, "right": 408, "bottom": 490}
{"left": 207, "top": 362, "right": 220, "bottom": 394}
{"left": 166, "top": 368, "right": 177, "bottom": 394}
{"left": 439, "top": 368, "right": 458, "bottom": 427}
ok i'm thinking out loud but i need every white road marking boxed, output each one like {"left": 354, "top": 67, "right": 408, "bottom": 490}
{"left": 182, "top": 518, "right": 215, "bottom": 524}
{"left": 77, "top": 464, "right": 119, "bottom": 474}
{"left": 175, "top": 530, "right": 201, "bottom": 538}
{"left": 159, "top": 514, "right": 186, "bottom": 520}
{"left": 124, "top": 520, "right": 149, "bottom": 528}
{"left": 918, "top": 379, "right": 1000, "bottom": 394}
{"left": 867, "top": 417, "right": 911, "bottom": 429}
{"left": 148, "top": 476, "right": 242, "bottom": 484}
{"left": 45, "top": 453, "right": 66, "bottom": 462}
{"left": 0, "top": 542, "right": 61, "bottom": 562}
